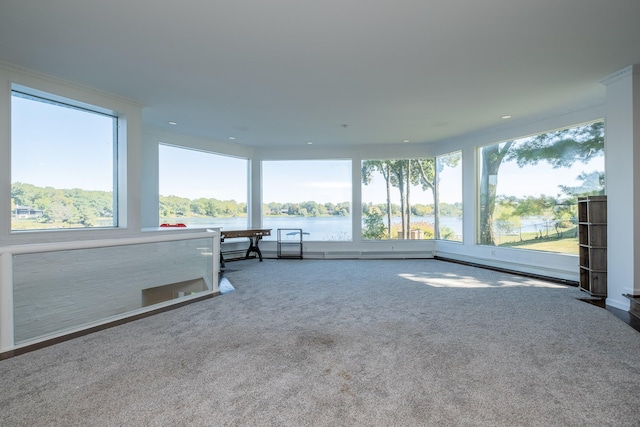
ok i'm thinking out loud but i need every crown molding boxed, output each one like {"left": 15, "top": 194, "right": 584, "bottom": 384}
{"left": 0, "top": 60, "right": 142, "bottom": 107}
{"left": 600, "top": 64, "right": 640, "bottom": 86}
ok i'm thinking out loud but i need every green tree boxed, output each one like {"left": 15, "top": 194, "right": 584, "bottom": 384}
{"left": 335, "top": 202, "right": 350, "bottom": 216}
{"left": 494, "top": 200, "right": 522, "bottom": 239}
{"left": 12, "top": 182, "right": 115, "bottom": 228}
{"left": 159, "top": 195, "right": 191, "bottom": 217}
{"left": 362, "top": 206, "right": 387, "bottom": 240}
{"left": 362, "top": 161, "right": 393, "bottom": 238}
{"left": 479, "top": 141, "right": 514, "bottom": 245}
{"left": 559, "top": 171, "right": 605, "bottom": 197}
{"left": 415, "top": 154, "right": 461, "bottom": 239}
{"left": 439, "top": 202, "right": 462, "bottom": 218}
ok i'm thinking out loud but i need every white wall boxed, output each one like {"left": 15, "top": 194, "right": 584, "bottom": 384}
{"left": 602, "top": 65, "right": 640, "bottom": 310}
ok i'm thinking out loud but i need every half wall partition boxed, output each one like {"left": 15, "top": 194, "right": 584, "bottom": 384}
{"left": 0, "top": 230, "right": 220, "bottom": 356}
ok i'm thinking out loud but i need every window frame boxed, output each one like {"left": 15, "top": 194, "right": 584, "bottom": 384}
{"left": 261, "top": 159, "right": 353, "bottom": 242}
{"left": 475, "top": 120, "right": 605, "bottom": 254}
{"left": 10, "top": 84, "right": 119, "bottom": 232}
{"left": 435, "top": 150, "right": 463, "bottom": 242}
{"left": 157, "top": 143, "right": 250, "bottom": 229}
{"left": 361, "top": 157, "right": 439, "bottom": 241}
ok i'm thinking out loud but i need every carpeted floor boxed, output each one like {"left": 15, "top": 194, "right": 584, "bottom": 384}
{"left": 1, "top": 259, "right": 639, "bottom": 426}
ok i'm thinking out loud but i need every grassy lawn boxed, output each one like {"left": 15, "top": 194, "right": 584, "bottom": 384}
{"left": 496, "top": 227, "right": 579, "bottom": 255}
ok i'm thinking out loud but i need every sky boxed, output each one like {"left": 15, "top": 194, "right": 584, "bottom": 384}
{"left": 12, "top": 93, "right": 605, "bottom": 206}
{"left": 11, "top": 95, "right": 114, "bottom": 192}
{"left": 361, "top": 160, "right": 462, "bottom": 205}
{"left": 493, "top": 152, "right": 604, "bottom": 199}
{"left": 261, "top": 160, "right": 352, "bottom": 204}
{"left": 159, "top": 144, "right": 248, "bottom": 201}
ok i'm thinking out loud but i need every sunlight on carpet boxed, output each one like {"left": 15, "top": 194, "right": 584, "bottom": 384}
{"left": 398, "top": 272, "right": 567, "bottom": 288}
{"left": 219, "top": 276, "right": 235, "bottom": 294}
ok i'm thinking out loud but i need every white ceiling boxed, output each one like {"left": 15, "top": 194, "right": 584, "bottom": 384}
{"left": 1, "top": 0, "right": 640, "bottom": 148}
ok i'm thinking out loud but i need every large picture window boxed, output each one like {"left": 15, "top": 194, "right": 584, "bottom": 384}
{"left": 477, "top": 121, "right": 605, "bottom": 254}
{"left": 11, "top": 88, "right": 118, "bottom": 230}
{"left": 158, "top": 144, "right": 248, "bottom": 229}
{"left": 361, "top": 154, "right": 462, "bottom": 241}
{"left": 362, "top": 158, "right": 435, "bottom": 240}
{"left": 262, "top": 160, "right": 352, "bottom": 241}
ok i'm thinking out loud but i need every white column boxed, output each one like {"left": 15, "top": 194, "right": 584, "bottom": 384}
{"left": 250, "top": 158, "right": 262, "bottom": 229}
{"left": 0, "top": 252, "right": 14, "bottom": 351}
{"left": 462, "top": 145, "right": 476, "bottom": 247}
{"left": 0, "top": 68, "right": 11, "bottom": 239}
{"left": 352, "top": 156, "right": 362, "bottom": 244}
{"left": 601, "top": 65, "right": 640, "bottom": 309}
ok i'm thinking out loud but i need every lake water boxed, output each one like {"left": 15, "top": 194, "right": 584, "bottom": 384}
{"left": 162, "top": 215, "right": 556, "bottom": 241}
{"left": 163, "top": 216, "right": 464, "bottom": 241}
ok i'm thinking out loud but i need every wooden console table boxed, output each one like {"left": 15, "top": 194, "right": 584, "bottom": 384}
{"left": 220, "top": 229, "right": 271, "bottom": 266}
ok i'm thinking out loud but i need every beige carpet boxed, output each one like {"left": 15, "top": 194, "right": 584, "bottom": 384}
{"left": 1, "top": 259, "right": 639, "bottom": 426}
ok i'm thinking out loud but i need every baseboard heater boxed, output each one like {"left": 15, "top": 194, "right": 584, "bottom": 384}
{"left": 286, "top": 251, "right": 435, "bottom": 259}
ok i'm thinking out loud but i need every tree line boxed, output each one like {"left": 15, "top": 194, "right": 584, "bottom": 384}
{"left": 263, "top": 201, "right": 350, "bottom": 217}
{"left": 11, "top": 184, "right": 352, "bottom": 228}
{"left": 160, "top": 195, "right": 246, "bottom": 218}
{"left": 162, "top": 197, "right": 352, "bottom": 219}
{"left": 363, "top": 201, "right": 462, "bottom": 218}
{"left": 11, "top": 182, "right": 114, "bottom": 227}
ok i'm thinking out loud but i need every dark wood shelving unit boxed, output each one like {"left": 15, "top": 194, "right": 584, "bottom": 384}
{"left": 578, "top": 196, "right": 607, "bottom": 297}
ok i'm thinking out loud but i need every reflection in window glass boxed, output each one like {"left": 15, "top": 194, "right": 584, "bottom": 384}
{"left": 159, "top": 145, "right": 248, "bottom": 229}
{"left": 436, "top": 151, "right": 463, "bottom": 241}
{"left": 361, "top": 158, "right": 437, "bottom": 240}
{"left": 11, "top": 89, "right": 117, "bottom": 230}
{"left": 262, "top": 160, "right": 352, "bottom": 241}
{"left": 477, "top": 121, "right": 605, "bottom": 254}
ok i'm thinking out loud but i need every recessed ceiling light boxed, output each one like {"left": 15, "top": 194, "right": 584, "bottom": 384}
{"left": 501, "top": 115, "right": 512, "bottom": 119}
{"left": 168, "top": 121, "right": 177, "bottom": 126}
{"left": 403, "top": 139, "right": 410, "bottom": 143}
{"left": 307, "top": 141, "right": 313, "bottom": 145}
{"left": 228, "top": 136, "right": 236, "bottom": 140}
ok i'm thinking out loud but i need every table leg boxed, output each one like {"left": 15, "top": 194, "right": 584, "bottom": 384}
{"left": 245, "top": 236, "right": 264, "bottom": 261}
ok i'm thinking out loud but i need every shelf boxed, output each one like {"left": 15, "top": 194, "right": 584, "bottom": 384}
{"left": 579, "top": 267, "right": 607, "bottom": 296}
{"left": 579, "top": 246, "right": 607, "bottom": 271}
{"left": 277, "top": 228, "right": 303, "bottom": 259}
{"left": 578, "top": 196, "right": 607, "bottom": 297}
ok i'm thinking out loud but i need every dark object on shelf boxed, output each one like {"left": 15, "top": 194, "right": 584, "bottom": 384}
{"left": 277, "top": 228, "right": 304, "bottom": 259}
{"left": 578, "top": 196, "right": 607, "bottom": 297}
